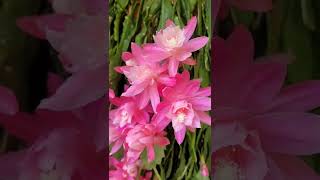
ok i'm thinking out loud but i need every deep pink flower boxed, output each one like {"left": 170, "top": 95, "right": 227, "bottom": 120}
{"left": 116, "top": 43, "right": 176, "bottom": 111}
{"left": 146, "top": 16, "right": 208, "bottom": 76}
{"left": 213, "top": 25, "right": 320, "bottom": 179}
{"left": 125, "top": 123, "right": 170, "bottom": 162}
{"left": 154, "top": 71, "right": 211, "bottom": 144}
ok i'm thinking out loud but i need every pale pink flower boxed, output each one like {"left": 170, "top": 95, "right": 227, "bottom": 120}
{"left": 154, "top": 71, "right": 211, "bottom": 144}
{"left": 125, "top": 123, "right": 170, "bottom": 162}
{"left": 147, "top": 16, "right": 209, "bottom": 76}
{"left": 117, "top": 43, "right": 176, "bottom": 111}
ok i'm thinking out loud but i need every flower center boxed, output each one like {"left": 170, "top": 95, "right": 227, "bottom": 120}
{"left": 158, "top": 25, "right": 185, "bottom": 50}
{"left": 126, "top": 65, "right": 154, "bottom": 83}
{"left": 175, "top": 110, "right": 187, "bottom": 123}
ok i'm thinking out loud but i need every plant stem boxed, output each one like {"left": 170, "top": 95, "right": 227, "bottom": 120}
{"left": 153, "top": 167, "right": 162, "bottom": 180}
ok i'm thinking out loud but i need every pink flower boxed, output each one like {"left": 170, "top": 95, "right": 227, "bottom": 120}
{"left": 154, "top": 71, "right": 211, "bottom": 144}
{"left": 0, "top": 90, "right": 107, "bottom": 179}
{"left": 147, "top": 16, "right": 208, "bottom": 76}
{"left": 16, "top": 1, "right": 107, "bottom": 111}
{"left": 109, "top": 89, "right": 149, "bottom": 128}
{"left": 109, "top": 157, "right": 141, "bottom": 180}
{"left": 212, "top": 121, "right": 268, "bottom": 180}
{"left": 0, "top": 128, "right": 106, "bottom": 180}
{"left": 213, "top": 25, "right": 320, "bottom": 179}
{"left": 125, "top": 123, "right": 170, "bottom": 162}
{"left": 117, "top": 43, "right": 176, "bottom": 111}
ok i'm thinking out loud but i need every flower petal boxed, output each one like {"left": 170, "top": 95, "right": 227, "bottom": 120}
{"left": 174, "top": 126, "right": 186, "bottom": 145}
{"left": 183, "top": 36, "right": 208, "bottom": 52}
{"left": 183, "top": 16, "right": 197, "bottom": 41}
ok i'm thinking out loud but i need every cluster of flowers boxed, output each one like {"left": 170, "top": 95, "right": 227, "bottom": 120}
{"left": 0, "top": 0, "right": 107, "bottom": 179}
{"left": 213, "top": 0, "right": 320, "bottom": 179}
{"left": 109, "top": 17, "right": 211, "bottom": 179}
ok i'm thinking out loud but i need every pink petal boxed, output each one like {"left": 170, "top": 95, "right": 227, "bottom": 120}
{"left": 149, "top": 83, "right": 160, "bottom": 112}
{"left": 137, "top": 90, "right": 150, "bottom": 110}
{"left": 154, "top": 137, "right": 170, "bottom": 146}
{"left": 157, "top": 75, "right": 176, "bottom": 86}
{"left": 122, "top": 81, "right": 148, "bottom": 97}
{"left": 140, "top": 137, "right": 154, "bottom": 144}
{"left": 147, "top": 145, "right": 155, "bottom": 162}
{"left": 16, "top": 14, "right": 71, "bottom": 39}
{"left": 188, "top": 97, "right": 211, "bottom": 111}
{"left": 213, "top": 25, "right": 254, "bottom": 107}
{"left": 183, "top": 36, "right": 209, "bottom": 52}
{"left": 182, "top": 58, "right": 196, "bottom": 65}
{"left": 121, "top": 52, "right": 133, "bottom": 61}
{"left": 175, "top": 126, "right": 186, "bottom": 145}
{"left": 194, "top": 87, "right": 211, "bottom": 97}
{"left": 196, "top": 111, "right": 211, "bottom": 125}
{"left": 168, "top": 58, "right": 179, "bottom": 77}
{"left": 183, "top": 16, "right": 197, "bottom": 41}
{"left": 165, "top": 19, "right": 175, "bottom": 27}
{"left": 110, "top": 139, "right": 124, "bottom": 155}
{"left": 249, "top": 112, "right": 320, "bottom": 155}
{"left": 270, "top": 154, "right": 320, "bottom": 180}
{"left": 47, "top": 73, "right": 64, "bottom": 96}
{"left": 38, "top": 64, "right": 107, "bottom": 110}
{"left": 267, "top": 80, "right": 320, "bottom": 112}
{"left": 239, "top": 58, "right": 287, "bottom": 111}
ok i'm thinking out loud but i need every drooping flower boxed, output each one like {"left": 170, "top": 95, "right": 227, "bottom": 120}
{"left": 154, "top": 71, "right": 211, "bottom": 144}
{"left": 116, "top": 43, "right": 176, "bottom": 111}
{"left": 213, "top": 25, "right": 320, "bottom": 179}
{"left": 125, "top": 123, "right": 170, "bottom": 162}
{"left": 146, "top": 16, "right": 209, "bottom": 76}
